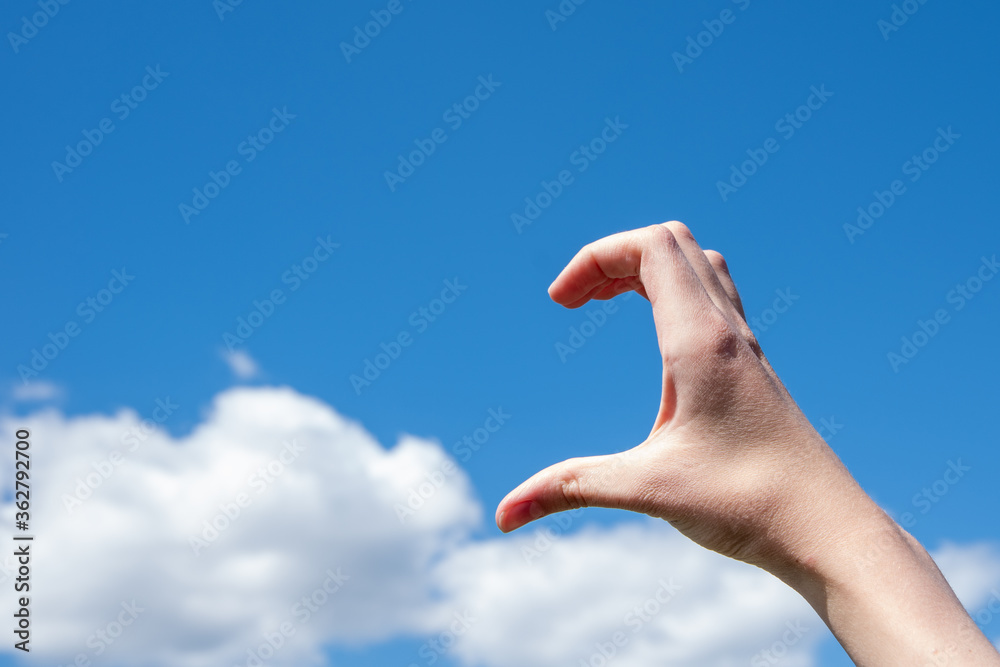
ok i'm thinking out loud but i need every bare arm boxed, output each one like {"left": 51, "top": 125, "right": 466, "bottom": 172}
{"left": 496, "top": 222, "right": 999, "bottom": 666}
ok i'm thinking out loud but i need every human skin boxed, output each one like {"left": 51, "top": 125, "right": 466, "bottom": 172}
{"left": 495, "top": 222, "right": 1000, "bottom": 666}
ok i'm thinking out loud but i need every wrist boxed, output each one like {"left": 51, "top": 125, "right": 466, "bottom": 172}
{"left": 740, "top": 431, "right": 886, "bottom": 586}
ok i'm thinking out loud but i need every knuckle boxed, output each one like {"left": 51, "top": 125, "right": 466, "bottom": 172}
{"left": 556, "top": 461, "right": 589, "bottom": 510}
{"left": 579, "top": 240, "right": 598, "bottom": 258}
{"left": 664, "top": 220, "right": 694, "bottom": 242}
{"left": 703, "top": 316, "right": 745, "bottom": 360}
{"left": 704, "top": 249, "right": 729, "bottom": 273}
{"left": 646, "top": 223, "right": 678, "bottom": 249}
{"left": 735, "top": 322, "right": 763, "bottom": 357}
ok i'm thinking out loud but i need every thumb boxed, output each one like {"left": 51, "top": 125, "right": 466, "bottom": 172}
{"left": 495, "top": 451, "right": 649, "bottom": 533}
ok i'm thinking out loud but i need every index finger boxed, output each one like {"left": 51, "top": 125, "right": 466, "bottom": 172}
{"left": 548, "top": 224, "right": 719, "bottom": 353}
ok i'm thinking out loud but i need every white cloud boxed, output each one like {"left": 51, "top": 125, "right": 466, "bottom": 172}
{"left": 9, "top": 380, "right": 63, "bottom": 402}
{"left": 0, "top": 386, "right": 997, "bottom": 667}
{"left": 433, "top": 520, "right": 822, "bottom": 667}
{"left": 1, "top": 387, "right": 477, "bottom": 666}
{"left": 223, "top": 349, "right": 261, "bottom": 379}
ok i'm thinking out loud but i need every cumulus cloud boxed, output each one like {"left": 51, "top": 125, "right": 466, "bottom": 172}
{"left": 0, "top": 386, "right": 997, "bottom": 667}
{"left": 433, "top": 520, "right": 820, "bottom": 667}
{"left": 1, "top": 387, "right": 478, "bottom": 666}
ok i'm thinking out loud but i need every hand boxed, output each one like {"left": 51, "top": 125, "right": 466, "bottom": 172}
{"left": 496, "top": 221, "right": 857, "bottom": 572}
{"left": 496, "top": 222, "right": 1000, "bottom": 666}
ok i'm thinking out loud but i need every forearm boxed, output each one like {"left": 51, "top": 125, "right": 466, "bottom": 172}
{"left": 775, "top": 486, "right": 1000, "bottom": 666}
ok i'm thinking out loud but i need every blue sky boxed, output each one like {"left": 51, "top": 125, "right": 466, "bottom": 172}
{"left": 1, "top": 1, "right": 999, "bottom": 665}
